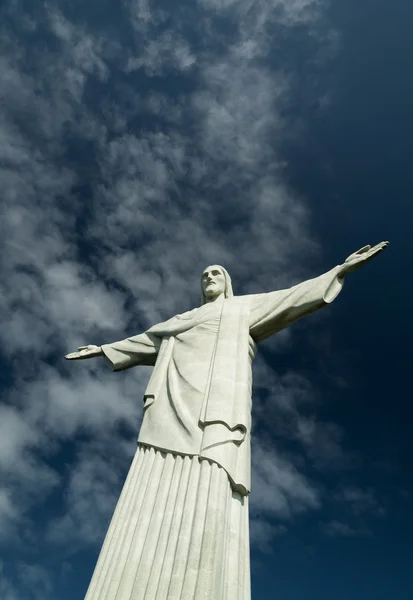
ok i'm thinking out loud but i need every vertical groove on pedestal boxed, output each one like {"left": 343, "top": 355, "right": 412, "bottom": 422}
{"left": 193, "top": 463, "right": 221, "bottom": 598}
{"left": 102, "top": 446, "right": 157, "bottom": 599}
{"left": 85, "top": 447, "right": 146, "bottom": 600}
{"left": 209, "top": 466, "right": 230, "bottom": 598}
{"left": 221, "top": 475, "right": 231, "bottom": 600}
{"left": 152, "top": 455, "right": 192, "bottom": 599}
{"left": 165, "top": 456, "right": 202, "bottom": 599}
{"left": 142, "top": 454, "right": 184, "bottom": 599}
{"left": 129, "top": 451, "right": 176, "bottom": 599}
{"left": 83, "top": 445, "right": 251, "bottom": 600}
{"left": 111, "top": 446, "right": 163, "bottom": 600}
{"left": 228, "top": 489, "right": 240, "bottom": 595}
{"left": 98, "top": 446, "right": 150, "bottom": 599}
{"left": 242, "top": 497, "right": 250, "bottom": 600}
{"left": 180, "top": 459, "right": 213, "bottom": 598}
{"left": 237, "top": 493, "right": 247, "bottom": 600}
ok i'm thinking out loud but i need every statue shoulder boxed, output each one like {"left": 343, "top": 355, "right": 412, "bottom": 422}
{"left": 175, "top": 307, "right": 200, "bottom": 320}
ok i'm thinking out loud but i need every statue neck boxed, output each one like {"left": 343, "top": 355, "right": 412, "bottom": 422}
{"left": 205, "top": 293, "right": 225, "bottom": 304}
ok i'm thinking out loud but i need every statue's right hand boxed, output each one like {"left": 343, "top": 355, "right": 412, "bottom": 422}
{"left": 65, "top": 345, "right": 103, "bottom": 360}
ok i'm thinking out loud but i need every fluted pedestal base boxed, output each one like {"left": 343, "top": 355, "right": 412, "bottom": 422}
{"left": 85, "top": 444, "right": 250, "bottom": 600}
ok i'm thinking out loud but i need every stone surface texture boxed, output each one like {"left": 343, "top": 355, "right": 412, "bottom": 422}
{"left": 85, "top": 446, "right": 249, "bottom": 600}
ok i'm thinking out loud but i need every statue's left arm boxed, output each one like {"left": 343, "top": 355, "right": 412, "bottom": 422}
{"left": 248, "top": 241, "right": 389, "bottom": 343}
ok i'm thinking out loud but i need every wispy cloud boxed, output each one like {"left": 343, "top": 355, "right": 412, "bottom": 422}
{"left": 47, "top": 436, "right": 137, "bottom": 548}
{"left": 320, "top": 485, "right": 386, "bottom": 539}
{"left": 322, "top": 519, "right": 372, "bottom": 538}
{"left": 252, "top": 357, "right": 352, "bottom": 469}
{"left": 333, "top": 485, "right": 386, "bottom": 517}
{"left": 0, "top": 0, "right": 343, "bottom": 594}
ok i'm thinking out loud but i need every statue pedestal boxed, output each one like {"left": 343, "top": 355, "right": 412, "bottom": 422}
{"left": 84, "top": 445, "right": 250, "bottom": 600}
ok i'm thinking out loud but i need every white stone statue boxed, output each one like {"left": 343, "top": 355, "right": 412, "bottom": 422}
{"left": 66, "top": 242, "right": 388, "bottom": 600}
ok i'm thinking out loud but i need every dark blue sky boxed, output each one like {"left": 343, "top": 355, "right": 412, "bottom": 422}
{"left": 0, "top": 1, "right": 412, "bottom": 599}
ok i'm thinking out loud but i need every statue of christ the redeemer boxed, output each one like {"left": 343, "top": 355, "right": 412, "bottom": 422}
{"left": 66, "top": 241, "right": 388, "bottom": 600}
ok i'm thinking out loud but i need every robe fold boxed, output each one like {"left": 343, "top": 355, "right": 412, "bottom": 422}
{"left": 101, "top": 265, "right": 343, "bottom": 495}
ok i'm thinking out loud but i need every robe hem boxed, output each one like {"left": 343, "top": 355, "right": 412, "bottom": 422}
{"left": 136, "top": 441, "right": 249, "bottom": 496}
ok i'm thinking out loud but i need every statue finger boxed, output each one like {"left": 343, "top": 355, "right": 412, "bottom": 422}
{"left": 355, "top": 245, "right": 371, "bottom": 255}
{"left": 364, "top": 247, "right": 384, "bottom": 261}
{"left": 371, "top": 241, "right": 389, "bottom": 252}
{"left": 370, "top": 243, "right": 383, "bottom": 252}
{"left": 65, "top": 352, "right": 81, "bottom": 359}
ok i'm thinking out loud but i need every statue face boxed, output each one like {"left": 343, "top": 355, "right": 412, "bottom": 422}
{"left": 202, "top": 265, "right": 226, "bottom": 300}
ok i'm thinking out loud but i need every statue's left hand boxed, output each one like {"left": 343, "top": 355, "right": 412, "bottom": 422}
{"left": 338, "top": 241, "right": 389, "bottom": 277}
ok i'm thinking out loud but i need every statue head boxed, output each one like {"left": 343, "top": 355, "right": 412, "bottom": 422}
{"left": 201, "top": 265, "right": 234, "bottom": 305}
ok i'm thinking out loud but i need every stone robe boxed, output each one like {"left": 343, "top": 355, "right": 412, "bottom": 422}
{"left": 84, "top": 266, "right": 344, "bottom": 600}
{"left": 102, "top": 266, "right": 344, "bottom": 496}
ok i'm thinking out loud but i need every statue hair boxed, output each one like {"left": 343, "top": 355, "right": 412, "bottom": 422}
{"left": 200, "top": 265, "right": 234, "bottom": 305}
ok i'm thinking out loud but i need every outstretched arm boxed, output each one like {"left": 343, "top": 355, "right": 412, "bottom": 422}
{"left": 65, "top": 332, "right": 161, "bottom": 371}
{"left": 248, "top": 240, "right": 389, "bottom": 343}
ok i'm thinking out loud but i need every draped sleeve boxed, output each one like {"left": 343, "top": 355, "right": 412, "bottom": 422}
{"left": 248, "top": 266, "right": 344, "bottom": 343}
{"left": 101, "top": 332, "right": 161, "bottom": 371}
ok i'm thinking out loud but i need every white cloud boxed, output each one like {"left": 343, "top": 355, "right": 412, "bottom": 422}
{"left": 0, "top": 490, "right": 20, "bottom": 539}
{"left": 322, "top": 519, "right": 371, "bottom": 538}
{"left": 47, "top": 437, "right": 136, "bottom": 548}
{"left": 334, "top": 485, "right": 386, "bottom": 517}
{"left": 197, "top": 0, "right": 324, "bottom": 24}
{"left": 0, "top": 561, "right": 20, "bottom": 600}
{"left": 17, "top": 563, "right": 53, "bottom": 600}
{"left": 252, "top": 356, "right": 350, "bottom": 467}
{"left": 249, "top": 520, "right": 287, "bottom": 554}
{"left": 251, "top": 437, "right": 321, "bottom": 520}
{"left": 0, "top": 0, "right": 343, "bottom": 593}
{"left": 0, "top": 560, "right": 54, "bottom": 600}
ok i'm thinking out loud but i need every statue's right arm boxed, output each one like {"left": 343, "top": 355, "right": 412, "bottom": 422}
{"left": 65, "top": 345, "right": 103, "bottom": 360}
{"left": 101, "top": 333, "right": 160, "bottom": 371}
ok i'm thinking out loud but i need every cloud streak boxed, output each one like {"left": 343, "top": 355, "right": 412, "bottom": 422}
{"left": 0, "top": 0, "right": 352, "bottom": 595}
